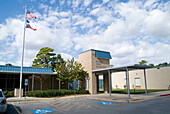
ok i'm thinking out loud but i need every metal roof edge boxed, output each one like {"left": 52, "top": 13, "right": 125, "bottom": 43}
{"left": 0, "top": 71, "right": 56, "bottom": 75}
{"left": 0, "top": 65, "right": 52, "bottom": 70}
{"left": 78, "top": 49, "right": 111, "bottom": 55}
{"left": 92, "top": 65, "right": 153, "bottom": 72}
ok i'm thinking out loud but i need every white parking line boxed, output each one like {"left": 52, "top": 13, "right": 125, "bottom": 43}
{"left": 12, "top": 103, "right": 21, "bottom": 114}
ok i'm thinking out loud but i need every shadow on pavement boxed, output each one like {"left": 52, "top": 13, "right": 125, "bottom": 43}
{"left": 6, "top": 104, "right": 22, "bottom": 114}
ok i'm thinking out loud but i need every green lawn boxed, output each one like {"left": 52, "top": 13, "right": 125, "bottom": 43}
{"left": 99, "top": 89, "right": 169, "bottom": 94}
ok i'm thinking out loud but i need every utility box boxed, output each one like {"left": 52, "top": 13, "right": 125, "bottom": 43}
{"left": 14, "top": 88, "right": 23, "bottom": 97}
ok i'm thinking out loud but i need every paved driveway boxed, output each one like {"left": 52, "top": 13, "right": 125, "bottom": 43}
{"left": 7, "top": 96, "right": 170, "bottom": 114}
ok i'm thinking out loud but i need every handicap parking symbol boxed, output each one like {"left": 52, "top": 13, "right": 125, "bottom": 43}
{"left": 31, "top": 109, "right": 54, "bottom": 114}
{"left": 97, "top": 102, "right": 114, "bottom": 105}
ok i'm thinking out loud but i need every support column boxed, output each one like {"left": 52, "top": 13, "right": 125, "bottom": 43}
{"left": 103, "top": 73, "right": 109, "bottom": 93}
{"left": 126, "top": 67, "right": 130, "bottom": 98}
{"left": 94, "top": 72, "right": 96, "bottom": 94}
{"left": 108, "top": 70, "right": 111, "bottom": 96}
{"left": 32, "top": 74, "right": 34, "bottom": 91}
{"left": 97, "top": 75, "right": 99, "bottom": 93}
{"left": 144, "top": 69, "right": 148, "bottom": 95}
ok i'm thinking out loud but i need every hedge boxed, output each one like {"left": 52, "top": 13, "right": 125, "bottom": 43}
{"left": 3, "top": 91, "right": 14, "bottom": 98}
{"left": 26, "top": 89, "right": 89, "bottom": 97}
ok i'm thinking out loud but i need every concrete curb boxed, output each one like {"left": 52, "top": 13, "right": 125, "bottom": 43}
{"left": 7, "top": 91, "right": 170, "bottom": 103}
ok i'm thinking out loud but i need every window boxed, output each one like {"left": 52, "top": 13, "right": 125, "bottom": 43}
{"left": 135, "top": 78, "right": 141, "bottom": 86}
{"left": 99, "top": 79, "right": 103, "bottom": 89}
{"left": 85, "top": 78, "right": 89, "bottom": 89}
{"left": 68, "top": 80, "right": 79, "bottom": 90}
{"left": 124, "top": 78, "right": 127, "bottom": 85}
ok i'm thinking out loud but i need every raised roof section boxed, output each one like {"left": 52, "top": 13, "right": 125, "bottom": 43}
{"left": 95, "top": 50, "right": 112, "bottom": 59}
{"left": 0, "top": 65, "right": 53, "bottom": 74}
{"left": 79, "top": 49, "right": 112, "bottom": 59}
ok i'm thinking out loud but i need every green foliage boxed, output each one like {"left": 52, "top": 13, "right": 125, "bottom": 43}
{"left": 56, "top": 58, "right": 88, "bottom": 84}
{"left": 99, "top": 89, "right": 168, "bottom": 94}
{"left": 138, "top": 60, "right": 170, "bottom": 67}
{"left": 139, "top": 60, "right": 148, "bottom": 65}
{"left": 155, "top": 62, "right": 170, "bottom": 67}
{"left": 149, "top": 63, "right": 155, "bottom": 67}
{"left": 3, "top": 91, "right": 14, "bottom": 98}
{"left": 5, "top": 63, "right": 12, "bottom": 66}
{"left": 26, "top": 89, "right": 89, "bottom": 97}
{"left": 32, "top": 47, "right": 56, "bottom": 68}
{"left": 51, "top": 54, "right": 64, "bottom": 72}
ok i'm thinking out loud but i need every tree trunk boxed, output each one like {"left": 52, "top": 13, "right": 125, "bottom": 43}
{"left": 40, "top": 80, "right": 43, "bottom": 91}
{"left": 59, "top": 81, "right": 60, "bottom": 89}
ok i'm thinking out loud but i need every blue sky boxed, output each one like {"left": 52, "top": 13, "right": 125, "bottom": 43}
{"left": 0, "top": 0, "right": 170, "bottom": 67}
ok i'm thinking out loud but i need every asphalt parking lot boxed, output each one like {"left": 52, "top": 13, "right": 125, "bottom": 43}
{"left": 7, "top": 96, "right": 170, "bottom": 114}
{"left": 7, "top": 98, "right": 116, "bottom": 114}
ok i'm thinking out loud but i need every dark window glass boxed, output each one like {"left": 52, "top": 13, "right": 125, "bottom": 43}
{"left": 0, "top": 92, "right": 3, "bottom": 97}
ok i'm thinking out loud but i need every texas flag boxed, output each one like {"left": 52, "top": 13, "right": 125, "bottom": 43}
{"left": 26, "top": 10, "right": 36, "bottom": 19}
{"left": 26, "top": 24, "right": 37, "bottom": 31}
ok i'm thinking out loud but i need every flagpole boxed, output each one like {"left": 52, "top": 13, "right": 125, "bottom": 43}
{"left": 19, "top": 4, "right": 27, "bottom": 98}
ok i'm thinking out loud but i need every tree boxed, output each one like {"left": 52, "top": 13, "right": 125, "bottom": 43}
{"left": 34, "top": 74, "right": 50, "bottom": 91}
{"left": 139, "top": 60, "right": 148, "bottom": 65}
{"left": 51, "top": 54, "right": 64, "bottom": 72}
{"left": 55, "top": 58, "right": 87, "bottom": 89}
{"left": 156, "top": 62, "right": 169, "bottom": 67}
{"left": 149, "top": 63, "right": 155, "bottom": 67}
{"left": 56, "top": 61, "right": 68, "bottom": 89}
{"left": 32, "top": 47, "right": 56, "bottom": 91}
{"left": 5, "top": 63, "right": 12, "bottom": 66}
{"left": 32, "top": 47, "right": 56, "bottom": 68}
{"left": 67, "top": 58, "right": 87, "bottom": 83}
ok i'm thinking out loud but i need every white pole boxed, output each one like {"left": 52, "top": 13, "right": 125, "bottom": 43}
{"left": 19, "top": 4, "right": 27, "bottom": 98}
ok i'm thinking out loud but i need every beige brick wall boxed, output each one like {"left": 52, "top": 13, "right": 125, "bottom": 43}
{"left": 112, "top": 67, "right": 170, "bottom": 89}
{"left": 78, "top": 50, "right": 110, "bottom": 94}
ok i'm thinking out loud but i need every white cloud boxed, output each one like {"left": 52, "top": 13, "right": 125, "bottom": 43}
{"left": 102, "top": 0, "right": 109, "bottom": 4}
{"left": 39, "top": 4, "right": 49, "bottom": 13}
{"left": 50, "top": 0, "right": 56, "bottom": 4}
{"left": 144, "top": 9, "right": 170, "bottom": 40}
{"left": 72, "top": 0, "right": 81, "bottom": 8}
{"left": 0, "top": 0, "right": 170, "bottom": 67}
{"left": 84, "top": 0, "right": 92, "bottom": 6}
{"left": 60, "top": 53, "right": 73, "bottom": 61}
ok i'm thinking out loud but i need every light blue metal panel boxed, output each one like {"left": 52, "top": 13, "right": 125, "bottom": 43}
{"left": 95, "top": 50, "right": 112, "bottom": 59}
{"left": 0, "top": 65, "right": 52, "bottom": 74}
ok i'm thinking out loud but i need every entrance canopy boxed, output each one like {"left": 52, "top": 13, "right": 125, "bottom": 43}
{"left": 92, "top": 64, "right": 152, "bottom": 74}
{"left": 92, "top": 64, "right": 153, "bottom": 98}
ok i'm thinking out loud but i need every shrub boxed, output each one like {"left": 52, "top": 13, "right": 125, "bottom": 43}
{"left": 3, "top": 91, "right": 14, "bottom": 98}
{"left": 26, "top": 89, "right": 89, "bottom": 97}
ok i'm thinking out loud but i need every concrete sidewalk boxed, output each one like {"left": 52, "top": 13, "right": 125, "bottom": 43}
{"left": 7, "top": 90, "right": 170, "bottom": 103}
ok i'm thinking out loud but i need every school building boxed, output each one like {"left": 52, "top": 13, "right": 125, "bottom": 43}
{"left": 78, "top": 49, "right": 170, "bottom": 96}
{"left": 0, "top": 49, "right": 170, "bottom": 97}
{"left": 0, "top": 65, "right": 81, "bottom": 93}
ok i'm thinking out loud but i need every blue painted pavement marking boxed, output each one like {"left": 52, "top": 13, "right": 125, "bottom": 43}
{"left": 31, "top": 109, "right": 54, "bottom": 114}
{"left": 97, "top": 102, "right": 115, "bottom": 105}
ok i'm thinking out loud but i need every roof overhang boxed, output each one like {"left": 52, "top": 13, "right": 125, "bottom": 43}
{"left": 0, "top": 71, "right": 56, "bottom": 75}
{"left": 92, "top": 64, "right": 153, "bottom": 75}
